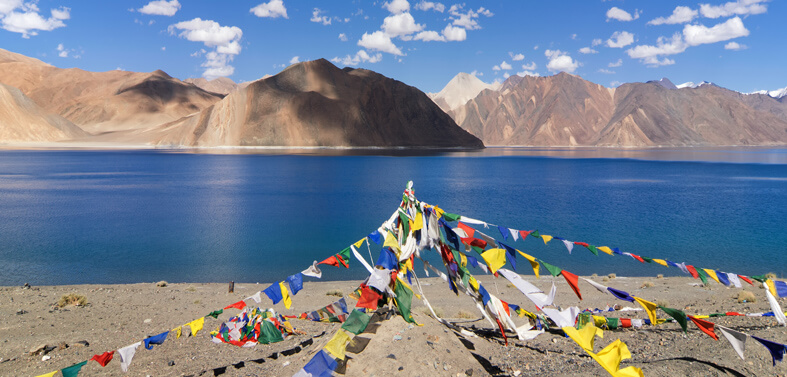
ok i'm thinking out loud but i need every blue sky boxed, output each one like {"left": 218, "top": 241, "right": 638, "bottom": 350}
{"left": 1, "top": 0, "right": 784, "bottom": 93}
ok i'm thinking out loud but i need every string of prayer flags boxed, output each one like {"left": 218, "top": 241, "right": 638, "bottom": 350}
{"left": 60, "top": 360, "right": 87, "bottom": 377}
{"left": 562, "top": 239, "right": 574, "bottom": 254}
{"left": 688, "top": 315, "right": 718, "bottom": 340}
{"left": 356, "top": 285, "right": 383, "bottom": 311}
{"left": 393, "top": 279, "right": 416, "bottom": 323}
{"left": 367, "top": 229, "right": 382, "bottom": 245}
{"left": 703, "top": 269, "right": 721, "bottom": 284}
{"left": 301, "top": 261, "right": 322, "bottom": 278}
{"left": 658, "top": 306, "right": 688, "bottom": 333}
{"left": 206, "top": 309, "right": 223, "bottom": 319}
{"left": 498, "top": 241, "right": 518, "bottom": 271}
{"left": 751, "top": 336, "right": 787, "bottom": 366}
{"left": 457, "top": 222, "right": 475, "bottom": 238}
{"left": 189, "top": 317, "right": 205, "bottom": 337}
{"left": 341, "top": 310, "right": 371, "bottom": 335}
{"left": 90, "top": 350, "right": 114, "bottom": 367}
{"left": 144, "top": 331, "right": 169, "bottom": 350}
{"left": 763, "top": 282, "right": 787, "bottom": 326}
{"left": 480, "top": 248, "right": 507, "bottom": 274}
{"left": 541, "top": 234, "right": 553, "bottom": 245}
{"left": 317, "top": 247, "right": 351, "bottom": 268}
{"left": 34, "top": 372, "right": 57, "bottom": 377}
{"left": 118, "top": 341, "right": 141, "bottom": 372}
{"left": 498, "top": 225, "right": 509, "bottom": 240}
{"left": 539, "top": 259, "right": 562, "bottom": 277}
{"left": 718, "top": 326, "right": 747, "bottom": 360}
{"left": 293, "top": 349, "right": 338, "bottom": 377}
{"left": 583, "top": 278, "right": 609, "bottom": 294}
{"left": 517, "top": 250, "right": 540, "bottom": 278}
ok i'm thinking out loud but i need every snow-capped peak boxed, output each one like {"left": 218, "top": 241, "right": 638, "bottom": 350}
{"left": 676, "top": 81, "right": 711, "bottom": 89}
{"left": 429, "top": 72, "right": 501, "bottom": 111}
{"left": 746, "top": 86, "right": 787, "bottom": 99}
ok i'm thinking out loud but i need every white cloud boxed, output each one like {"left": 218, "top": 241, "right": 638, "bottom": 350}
{"left": 250, "top": 0, "right": 288, "bottom": 19}
{"left": 331, "top": 49, "right": 382, "bottom": 66}
{"left": 470, "top": 69, "right": 482, "bottom": 76}
{"left": 683, "top": 16, "right": 749, "bottom": 46}
{"left": 626, "top": 33, "right": 687, "bottom": 66}
{"left": 56, "top": 43, "right": 67, "bottom": 57}
{"left": 533, "top": 45, "right": 539, "bottom": 50}
{"left": 382, "top": 12, "right": 424, "bottom": 38}
{"left": 441, "top": 24, "right": 466, "bottom": 41}
{"left": 724, "top": 41, "right": 747, "bottom": 50}
{"left": 545, "top": 49, "right": 579, "bottom": 73}
{"left": 591, "top": 39, "right": 602, "bottom": 47}
{"left": 448, "top": 5, "right": 492, "bottom": 30}
{"left": 509, "top": 52, "right": 524, "bottom": 61}
{"left": 358, "top": 30, "right": 403, "bottom": 55}
{"left": 503, "top": 72, "right": 510, "bottom": 79}
{"left": 648, "top": 6, "right": 697, "bottom": 25}
{"left": 699, "top": 0, "right": 768, "bottom": 18}
{"left": 521, "top": 62, "right": 537, "bottom": 70}
{"left": 310, "top": 8, "right": 331, "bottom": 25}
{"left": 500, "top": 61, "right": 512, "bottom": 70}
{"left": 415, "top": 1, "right": 445, "bottom": 12}
{"left": 413, "top": 30, "right": 444, "bottom": 42}
{"left": 610, "top": 81, "right": 623, "bottom": 87}
{"left": 161, "top": 46, "right": 166, "bottom": 51}
{"left": 606, "top": 31, "right": 634, "bottom": 48}
{"left": 138, "top": 0, "right": 180, "bottom": 16}
{"left": 579, "top": 47, "right": 598, "bottom": 54}
{"left": 169, "top": 18, "right": 242, "bottom": 79}
{"left": 598, "top": 68, "right": 615, "bottom": 74}
{"left": 383, "top": 0, "right": 410, "bottom": 14}
{"left": 0, "top": 3, "right": 70, "bottom": 38}
{"left": 338, "top": 33, "right": 348, "bottom": 41}
{"left": 606, "top": 7, "right": 640, "bottom": 22}
{"left": 516, "top": 70, "right": 539, "bottom": 77}
{"left": 608, "top": 59, "right": 623, "bottom": 67}
{"left": 289, "top": 56, "right": 300, "bottom": 64}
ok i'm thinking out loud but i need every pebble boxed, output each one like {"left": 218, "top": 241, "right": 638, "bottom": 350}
{"left": 168, "top": 360, "right": 175, "bottom": 366}
{"left": 143, "top": 318, "right": 152, "bottom": 324}
{"left": 393, "top": 334, "right": 402, "bottom": 341}
{"left": 386, "top": 354, "right": 397, "bottom": 360}
{"left": 513, "top": 371, "right": 521, "bottom": 376}
{"left": 283, "top": 361, "right": 290, "bottom": 367}
{"left": 41, "top": 355, "right": 51, "bottom": 361}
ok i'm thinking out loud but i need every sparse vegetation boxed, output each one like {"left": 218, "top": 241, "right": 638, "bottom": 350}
{"left": 455, "top": 310, "right": 475, "bottom": 319}
{"left": 602, "top": 277, "right": 610, "bottom": 282}
{"left": 765, "top": 272, "right": 778, "bottom": 280}
{"left": 656, "top": 300, "right": 669, "bottom": 308}
{"left": 607, "top": 273, "right": 617, "bottom": 279}
{"left": 156, "top": 281, "right": 168, "bottom": 287}
{"left": 420, "top": 306, "right": 444, "bottom": 318}
{"left": 186, "top": 286, "right": 196, "bottom": 292}
{"left": 657, "top": 274, "right": 664, "bottom": 279}
{"left": 326, "top": 289, "right": 344, "bottom": 297}
{"left": 57, "top": 293, "right": 87, "bottom": 308}
{"left": 737, "top": 291, "right": 757, "bottom": 303}
{"left": 193, "top": 300, "right": 201, "bottom": 305}
{"left": 591, "top": 273, "right": 598, "bottom": 279}
{"left": 641, "top": 281, "right": 655, "bottom": 289}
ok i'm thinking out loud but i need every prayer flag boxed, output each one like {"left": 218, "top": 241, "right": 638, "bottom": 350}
{"left": 61, "top": 360, "right": 88, "bottom": 377}
{"left": 718, "top": 326, "right": 747, "bottom": 360}
{"left": 751, "top": 336, "right": 787, "bottom": 366}
{"left": 652, "top": 259, "right": 669, "bottom": 267}
{"left": 248, "top": 291, "right": 262, "bottom": 304}
{"left": 517, "top": 251, "right": 540, "bottom": 278}
{"left": 574, "top": 241, "right": 589, "bottom": 248}
{"left": 280, "top": 281, "right": 292, "bottom": 309}
{"left": 608, "top": 287, "right": 635, "bottom": 302}
{"left": 412, "top": 212, "right": 423, "bottom": 231}
{"left": 585, "top": 245, "right": 599, "bottom": 256}
{"left": 627, "top": 253, "right": 645, "bottom": 263}
{"left": 368, "top": 230, "right": 382, "bottom": 245}
{"left": 583, "top": 278, "right": 609, "bottom": 294}
{"left": 189, "top": 317, "right": 204, "bottom": 337}
{"left": 688, "top": 315, "right": 718, "bottom": 340}
{"left": 633, "top": 297, "right": 658, "bottom": 325}
{"left": 776, "top": 281, "right": 787, "bottom": 298}
{"left": 590, "top": 339, "right": 644, "bottom": 377}
{"left": 302, "top": 261, "right": 323, "bottom": 278}
{"left": 695, "top": 267, "right": 709, "bottom": 285}
{"left": 144, "top": 331, "right": 169, "bottom": 350}
{"left": 764, "top": 282, "right": 787, "bottom": 326}
{"left": 376, "top": 247, "right": 398, "bottom": 270}
{"left": 457, "top": 222, "right": 475, "bottom": 238}
{"left": 716, "top": 271, "right": 730, "bottom": 286}
{"left": 539, "top": 259, "right": 562, "bottom": 277}
{"left": 597, "top": 246, "right": 614, "bottom": 255}
{"left": 519, "top": 230, "right": 532, "bottom": 240}
{"left": 498, "top": 225, "right": 509, "bottom": 240}
{"left": 442, "top": 212, "right": 461, "bottom": 222}
{"left": 562, "top": 240, "right": 574, "bottom": 254}
{"left": 341, "top": 310, "right": 371, "bottom": 335}
{"left": 286, "top": 273, "right": 304, "bottom": 295}
{"left": 541, "top": 235, "right": 553, "bottom": 245}
{"left": 563, "top": 324, "right": 603, "bottom": 352}
{"left": 738, "top": 275, "right": 753, "bottom": 285}
{"left": 561, "top": 270, "right": 582, "bottom": 300}
{"left": 225, "top": 300, "right": 247, "bottom": 310}
{"left": 118, "top": 341, "right": 141, "bottom": 372}
{"left": 34, "top": 372, "right": 57, "bottom": 377}
{"left": 659, "top": 306, "right": 688, "bottom": 333}
{"left": 90, "top": 351, "right": 114, "bottom": 367}
{"left": 356, "top": 285, "right": 382, "bottom": 310}
{"left": 509, "top": 228, "right": 520, "bottom": 241}
{"left": 727, "top": 273, "right": 742, "bottom": 288}
{"left": 394, "top": 279, "right": 415, "bottom": 323}
{"left": 263, "top": 283, "right": 283, "bottom": 305}
{"left": 703, "top": 269, "right": 721, "bottom": 284}
{"left": 542, "top": 306, "right": 580, "bottom": 328}
{"left": 481, "top": 248, "right": 507, "bottom": 274}
{"left": 206, "top": 309, "right": 223, "bottom": 318}
{"left": 478, "top": 284, "right": 491, "bottom": 307}
{"left": 324, "top": 329, "right": 352, "bottom": 360}
{"left": 498, "top": 241, "right": 518, "bottom": 271}
{"left": 294, "top": 350, "right": 337, "bottom": 377}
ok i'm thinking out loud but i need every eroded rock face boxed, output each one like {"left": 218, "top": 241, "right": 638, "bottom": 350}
{"left": 146, "top": 59, "right": 484, "bottom": 148}
{"left": 450, "top": 72, "right": 787, "bottom": 147}
{"left": 0, "top": 83, "right": 87, "bottom": 143}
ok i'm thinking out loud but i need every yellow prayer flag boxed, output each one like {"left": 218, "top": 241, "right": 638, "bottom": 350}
{"left": 384, "top": 231, "right": 401, "bottom": 252}
{"left": 633, "top": 296, "right": 659, "bottom": 325}
{"left": 703, "top": 269, "right": 721, "bottom": 284}
{"left": 542, "top": 235, "right": 553, "bottom": 245}
{"left": 353, "top": 238, "right": 365, "bottom": 248}
{"left": 189, "top": 317, "right": 205, "bottom": 337}
{"left": 694, "top": 315, "right": 709, "bottom": 319}
{"left": 563, "top": 324, "right": 603, "bottom": 352}
{"left": 766, "top": 279, "right": 778, "bottom": 298}
{"left": 481, "top": 248, "right": 507, "bottom": 274}
{"left": 516, "top": 250, "right": 540, "bottom": 278}
{"left": 279, "top": 281, "right": 292, "bottom": 309}
{"left": 173, "top": 326, "right": 182, "bottom": 339}
{"left": 589, "top": 339, "right": 643, "bottom": 377}
{"left": 592, "top": 315, "right": 608, "bottom": 327}
{"left": 34, "top": 372, "right": 58, "bottom": 377}
{"left": 652, "top": 259, "right": 668, "bottom": 267}
{"left": 412, "top": 212, "right": 423, "bottom": 231}
{"left": 597, "top": 246, "right": 614, "bottom": 255}
{"left": 459, "top": 252, "right": 467, "bottom": 267}
{"left": 324, "top": 329, "right": 352, "bottom": 360}
{"left": 469, "top": 276, "right": 479, "bottom": 291}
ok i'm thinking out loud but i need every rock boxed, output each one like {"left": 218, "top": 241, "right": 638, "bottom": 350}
{"left": 156, "top": 281, "right": 168, "bottom": 287}
{"left": 465, "top": 368, "right": 474, "bottom": 376}
{"left": 386, "top": 354, "right": 396, "bottom": 360}
{"left": 57, "top": 342, "right": 68, "bottom": 350}
{"left": 143, "top": 318, "right": 152, "bottom": 324}
{"left": 392, "top": 334, "right": 402, "bottom": 341}
{"left": 398, "top": 366, "right": 404, "bottom": 371}
{"left": 16, "top": 309, "right": 27, "bottom": 315}
{"left": 282, "top": 361, "right": 290, "bottom": 367}
{"left": 29, "top": 344, "right": 47, "bottom": 356}
{"left": 168, "top": 360, "right": 175, "bottom": 366}
{"left": 513, "top": 370, "right": 521, "bottom": 376}
{"left": 22, "top": 283, "right": 31, "bottom": 289}
{"left": 73, "top": 340, "right": 89, "bottom": 347}
{"left": 41, "top": 355, "right": 51, "bottom": 361}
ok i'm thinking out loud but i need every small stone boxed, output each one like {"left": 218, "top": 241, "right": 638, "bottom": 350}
{"left": 552, "top": 338, "right": 559, "bottom": 343}
{"left": 57, "top": 342, "right": 68, "bottom": 350}
{"left": 393, "top": 334, "right": 402, "bottom": 341}
{"left": 513, "top": 370, "right": 521, "bottom": 376}
{"left": 16, "top": 309, "right": 27, "bottom": 315}
{"left": 283, "top": 361, "right": 290, "bottom": 367}
{"left": 398, "top": 366, "right": 404, "bottom": 371}
{"left": 386, "top": 354, "right": 397, "bottom": 360}
{"left": 465, "top": 369, "right": 474, "bottom": 376}
{"left": 443, "top": 363, "right": 450, "bottom": 371}
{"left": 41, "top": 355, "right": 51, "bottom": 361}
{"left": 74, "top": 340, "right": 89, "bottom": 347}
{"left": 168, "top": 360, "right": 175, "bottom": 366}
{"left": 29, "top": 344, "right": 47, "bottom": 356}
{"left": 143, "top": 318, "right": 152, "bottom": 324}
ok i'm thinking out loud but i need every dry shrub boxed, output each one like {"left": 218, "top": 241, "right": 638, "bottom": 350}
{"left": 156, "top": 281, "right": 168, "bottom": 287}
{"left": 607, "top": 273, "right": 617, "bottom": 279}
{"left": 455, "top": 310, "right": 475, "bottom": 319}
{"left": 57, "top": 293, "right": 87, "bottom": 308}
{"left": 640, "top": 281, "right": 655, "bottom": 289}
{"left": 765, "top": 272, "right": 778, "bottom": 280}
{"left": 420, "top": 306, "right": 444, "bottom": 318}
{"left": 656, "top": 300, "right": 669, "bottom": 308}
{"left": 657, "top": 274, "right": 664, "bottom": 279}
{"left": 186, "top": 286, "right": 197, "bottom": 292}
{"left": 325, "top": 289, "right": 343, "bottom": 297}
{"left": 737, "top": 291, "right": 756, "bottom": 303}
{"left": 602, "top": 277, "right": 610, "bottom": 282}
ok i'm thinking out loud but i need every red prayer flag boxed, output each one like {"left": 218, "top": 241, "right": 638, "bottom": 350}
{"left": 336, "top": 254, "right": 349, "bottom": 268}
{"left": 90, "top": 351, "right": 114, "bottom": 367}
{"left": 501, "top": 300, "right": 511, "bottom": 317}
{"left": 224, "top": 300, "right": 247, "bottom": 310}
{"left": 629, "top": 253, "right": 645, "bottom": 263}
{"left": 560, "top": 270, "right": 582, "bottom": 300}
{"left": 461, "top": 237, "right": 487, "bottom": 249}
{"left": 457, "top": 222, "right": 476, "bottom": 238}
{"left": 573, "top": 242, "right": 589, "bottom": 248}
{"left": 495, "top": 318, "right": 508, "bottom": 346}
{"left": 318, "top": 255, "right": 341, "bottom": 267}
{"left": 355, "top": 285, "right": 382, "bottom": 310}
{"left": 688, "top": 315, "right": 718, "bottom": 340}
{"left": 620, "top": 318, "right": 632, "bottom": 328}
{"left": 519, "top": 230, "right": 533, "bottom": 240}
{"left": 738, "top": 275, "right": 754, "bottom": 285}
{"left": 725, "top": 312, "right": 744, "bottom": 316}
{"left": 686, "top": 265, "right": 700, "bottom": 279}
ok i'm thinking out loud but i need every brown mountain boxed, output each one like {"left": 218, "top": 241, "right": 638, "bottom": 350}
{"left": 144, "top": 59, "right": 483, "bottom": 148}
{"left": 0, "top": 48, "right": 222, "bottom": 134}
{"left": 0, "top": 83, "right": 87, "bottom": 142}
{"left": 450, "top": 73, "right": 787, "bottom": 146}
{"left": 184, "top": 77, "right": 245, "bottom": 95}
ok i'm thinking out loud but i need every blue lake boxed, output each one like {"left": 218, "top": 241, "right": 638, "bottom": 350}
{"left": 0, "top": 148, "right": 785, "bottom": 286}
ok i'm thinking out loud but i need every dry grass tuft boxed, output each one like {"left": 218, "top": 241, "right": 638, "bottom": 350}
{"left": 325, "top": 289, "right": 344, "bottom": 297}
{"left": 657, "top": 274, "right": 664, "bottom": 279}
{"left": 737, "top": 291, "right": 757, "bottom": 303}
{"left": 156, "top": 281, "right": 168, "bottom": 287}
{"left": 602, "top": 277, "right": 610, "bottom": 282}
{"left": 420, "top": 306, "right": 445, "bottom": 318}
{"left": 455, "top": 310, "right": 475, "bottom": 319}
{"left": 186, "top": 286, "right": 196, "bottom": 292}
{"left": 607, "top": 273, "right": 617, "bottom": 279}
{"left": 57, "top": 293, "right": 87, "bottom": 308}
{"left": 641, "top": 281, "right": 655, "bottom": 289}
{"left": 765, "top": 272, "right": 778, "bottom": 280}
{"left": 656, "top": 300, "right": 669, "bottom": 308}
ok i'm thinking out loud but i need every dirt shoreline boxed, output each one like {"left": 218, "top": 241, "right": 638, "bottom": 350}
{"left": 2, "top": 275, "right": 786, "bottom": 376}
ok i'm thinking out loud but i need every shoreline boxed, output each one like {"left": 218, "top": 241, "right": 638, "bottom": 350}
{"left": 2, "top": 275, "right": 786, "bottom": 376}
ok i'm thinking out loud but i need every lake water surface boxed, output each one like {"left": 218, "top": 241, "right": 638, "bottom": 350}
{"left": 1, "top": 147, "right": 785, "bottom": 285}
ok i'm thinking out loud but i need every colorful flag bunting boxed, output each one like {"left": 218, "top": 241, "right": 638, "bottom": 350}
{"left": 561, "top": 270, "right": 582, "bottom": 300}
{"left": 293, "top": 350, "right": 337, "bottom": 377}
{"left": 225, "top": 300, "right": 247, "bottom": 310}
{"left": 301, "top": 261, "right": 322, "bottom": 278}
{"left": 144, "top": 331, "right": 169, "bottom": 350}
{"left": 597, "top": 246, "right": 614, "bottom": 255}
{"left": 498, "top": 225, "right": 509, "bottom": 240}
{"left": 763, "top": 282, "right": 787, "bottom": 326}
{"left": 659, "top": 306, "right": 688, "bottom": 333}
{"left": 590, "top": 339, "right": 644, "bottom": 377}
{"left": 563, "top": 324, "right": 603, "bottom": 352}
{"left": 516, "top": 251, "right": 540, "bottom": 278}
{"left": 703, "top": 269, "right": 721, "bottom": 284}
{"left": 206, "top": 309, "right": 223, "bottom": 319}
{"left": 341, "top": 310, "right": 371, "bottom": 335}
{"left": 324, "top": 329, "right": 352, "bottom": 360}
{"left": 481, "top": 248, "right": 507, "bottom": 274}
{"left": 541, "top": 234, "right": 553, "bottom": 245}
{"left": 90, "top": 351, "right": 114, "bottom": 367}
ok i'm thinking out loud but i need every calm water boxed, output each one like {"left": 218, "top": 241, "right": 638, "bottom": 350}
{"left": 0, "top": 148, "right": 785, "bottom": 286}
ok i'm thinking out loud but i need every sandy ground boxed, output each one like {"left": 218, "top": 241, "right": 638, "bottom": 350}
{"left": 2, "top": 275, "right": 787, "bottom": 377}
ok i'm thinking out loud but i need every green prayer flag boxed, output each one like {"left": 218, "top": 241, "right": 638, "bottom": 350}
{"left": 341, "top": 310, "right": 371, "bottom": 335}
{"left": 442, "top": 212, "right": 461, "bottom": 222}
{"left": 61, "top": 360, "right": 88, "bottom": 377}
{"left": 709, "top": 313, "right": 725, "bottom": 317}
{"left": 259, "top": 320, "right": 284, "bottom": 344}
{"left": 696, "top": 268, "right": 709, "bottom": 285}
{"left": 206, "top": 309, "right": 223, "bottom": 319}
{"left": 539, "top": 259, "right": 562, "bottom": 277}
{"left": 393, "top": 280, "right": 415, "bottom": 323}
{"left": 398, "top": 212, "right": 410, "bottom": 242}
{"left": 641, "top": 256, "right": 654, "bottom": 263}
{"left": 750, "top": 274, "right": 768, "bottom": 283}
{"left": 659, "top": 306, "right": 688, "bottom": 333}
{"left": 586, "top": 245, "right": 599, "bottom": 256}
{"left": 471, "top": 245, "right": 484, "bottom": 255}
{"left": 337, "top": 247, "right": 352, "bottom": 267}
{"left": 606, "top": 317, "right": 619, "bottom": 330}
{"left": 530, "top": 230, "right": 541, "bottom": 238}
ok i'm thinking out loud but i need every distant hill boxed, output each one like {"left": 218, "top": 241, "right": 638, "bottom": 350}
{"left": 184, "top": 77, "right": 248, "bottom": 95}
{"left": 144, "top": 59, "right": 483, "bottom": 148}
{"left": 0, "top": 48, "right": 222, "bottom": 134}
{"left": 428, "top": 72, "right": 500, "bottom": 113}
{"left": 0, "top": 83, "right": 87, "bottom": 143}
{"left": 447, "top": 72, "right": 787, "bottom": 146}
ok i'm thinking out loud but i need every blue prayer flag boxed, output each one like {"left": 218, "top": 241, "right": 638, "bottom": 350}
{"left": 263, "top": 283, "right": 283, "bottom": 304}
{"left": 497, "top": 226, "right": 509, "bottom": 241}
{"left": 607, "top": 287, "right": 635, "bottom": 302}
{"left": 752, "top": 336, "right": 787, "bottom": 366}
{"left": 286, "top": 273, "right": 304, "bottom": 295}
{"left": 368, "top": 230, "right": 382, "bottom": 245}
{"left": 301, "top": 349, "right": 338, "bottom": 377}
{"left": 376, "top": 247, "right": 398, "bottom": 270}
{"left": 144, "top": 331, "right": 169, "bottom": 350}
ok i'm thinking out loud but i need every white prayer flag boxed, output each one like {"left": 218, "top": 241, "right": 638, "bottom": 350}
{"left": 301, "top": 261, "right": 322, "bottom": 278}
{"left": 542, "top": 307, "right": 580, "bottom": 328}
{"left": 764, "top": 282, "right": 787, "bottom": 326}
{"left": 727, "top": 273, "right": 742, "bottom": 288}
{"left": 582, "top": 278, "right": 609, "bottom": 294}
{"left": 718, "top": 326, "right": 747, "bottom": 360}
{"left": 562, "top": 240, "right": 574, "bottom": 254}
{"left": 118, "top": 341, "right": 142, "bottom": 372}
{"left": 509, "top": 228, "right": 520, "bottom": 242}
{"left": 247, "top": 291, "right": 262, "bottom": 304}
